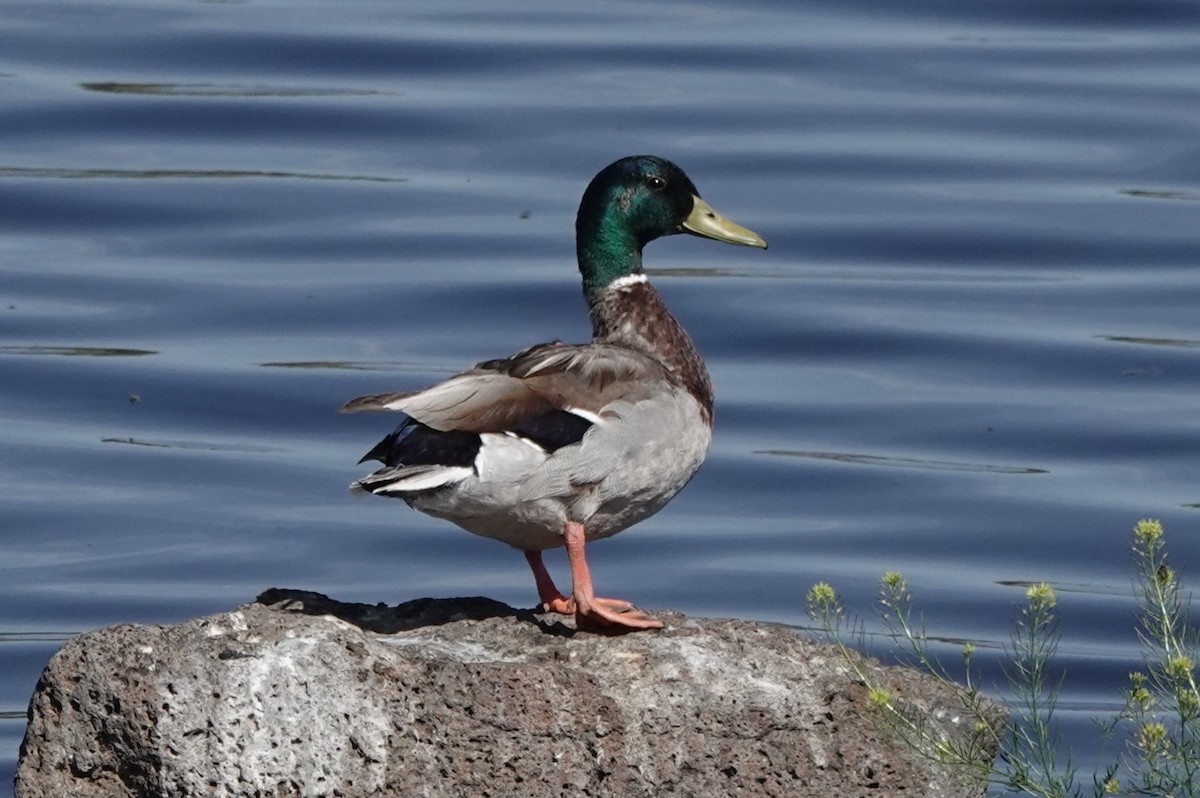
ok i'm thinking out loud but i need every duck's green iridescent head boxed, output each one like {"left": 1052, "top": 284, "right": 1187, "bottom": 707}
{"left": 575, "top": 155, "right": 766, "bottom": 294}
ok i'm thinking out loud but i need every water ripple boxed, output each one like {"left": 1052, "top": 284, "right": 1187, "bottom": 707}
{"left": 80, "top": 82, "right": 395, "bottom": 98}
{"left": 757, "top": 449, "right": 1049, "bottom": 475}
{"left": 0, "top": 345, "right": 156, "bottom": 357}
{"left": 0, "top": 166, "right": 403, "bottom": 182}
{"left": 1099, "top": 335, "right": 1200, "bottom": 349}
{"left": 100, "top": 437, "right": 283, "bottom": 454}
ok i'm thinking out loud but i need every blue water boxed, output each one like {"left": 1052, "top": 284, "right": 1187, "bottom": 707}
{"left": 3, "top": 0, "right": 1199, "bottom": 793}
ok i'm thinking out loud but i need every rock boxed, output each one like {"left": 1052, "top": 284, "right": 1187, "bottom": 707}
{"left": 16, "top": 590, "right": 1003, "bottom": 797}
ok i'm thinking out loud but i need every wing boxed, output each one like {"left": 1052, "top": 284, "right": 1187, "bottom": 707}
{"left": 339, "top": 341, "right": 671, "bottom": 433}
{"left": 346, "top": 341, "right": 679, "bottom": 496}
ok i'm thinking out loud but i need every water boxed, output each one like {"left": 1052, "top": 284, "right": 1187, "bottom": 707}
{"left": 2, "top": 0, "right": 1199, "bottom": 792}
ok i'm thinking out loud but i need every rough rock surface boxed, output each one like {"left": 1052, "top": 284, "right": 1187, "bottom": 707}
{"left": 16, "top": 590, "right": 1002, "bottom": 797}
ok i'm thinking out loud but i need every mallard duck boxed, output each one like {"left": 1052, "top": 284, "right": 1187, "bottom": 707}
{"left": 342, "top": 155, "right": 766, "bottom": 632}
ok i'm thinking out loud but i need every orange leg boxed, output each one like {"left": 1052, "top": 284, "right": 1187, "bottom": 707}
{"left": 524, "top": 522, "right": 662, "bottom": 632}
{"left": 525, "top": 549, "right": 635, "bottom": 614}
{"left": 525, "top": 550, "right": 575, "bottom": 614}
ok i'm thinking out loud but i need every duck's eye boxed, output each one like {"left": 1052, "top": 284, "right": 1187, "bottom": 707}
{"left": 645, "top": 175, "right": 667, "bottom": 192}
